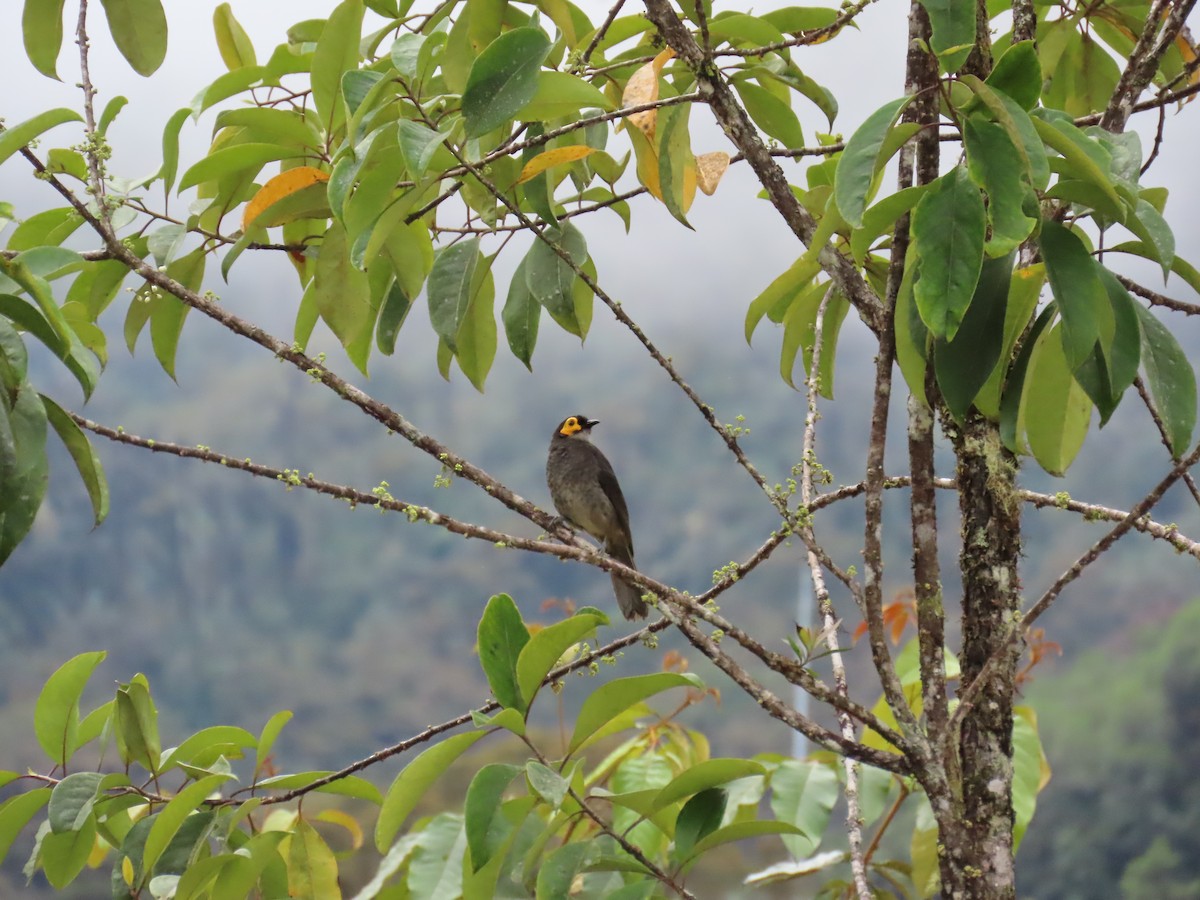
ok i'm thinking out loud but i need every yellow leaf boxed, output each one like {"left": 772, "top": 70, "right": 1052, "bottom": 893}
{"left": 1175, "top": 30, "right": 1199, "bottom": 102}
{"left": 516, "top": 145, "right": 596, "bottom": 184}
{"left": 627, "top": 126, "right": 662, "bottom": 200}
{"left": 695, "top": 151, "right": 730, "bottom": 196}
{"left": 622, "top": 48, "right": 675, "bottom": 137}
{"left": 242, "top": 166, "right": 330, "bottom": 231}
{"left": 315, "top": 808, "right": 364, "bottom": 852}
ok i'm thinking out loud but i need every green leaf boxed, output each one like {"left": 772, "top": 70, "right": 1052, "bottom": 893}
{"left": 895, "top": 245, "right": 929, "bottom": 405}
{"left": 477, "top": 593, "right": 530, "bottom": 711}
{"left": 178, "top": 143, "right": 306, "bottom": 191}
{"left": 1039, "top": 219, "right": 1112, "bottom": 371}
{"left": 189, "top": 66, "right": 270, "bottom": 116}
{"left": 254, "top": 710, "right": 293, "bottom": 780}
{"left": 963, "top": 116, "right": 1036, "bottom": 257}
{"left": 465, "top": 763, "right": 522, "bottom": 872}
{"left": 214, "top": 107, "right": 322, "bottom": 151}
{"left": 48, "top": 772, "right": 104, "bottom": 833}
{"left": 313, "top": 221, "right": 374, "bottom": 363}
{"left": 287, "top": 818, "right": 340, "bottom": 899}
{"left": 41, "top": 815, "right": 96, "bottom": 888}
{"left": 934, "top": 253, "right": 1015, "bottom": 421}
{"left": 536, "top": 842, "right": 596, "bottom": 900}
{"left": 1072, "top": 270, "right": 1141, "bottom": 425}
{"left": 427, "top": 238, "right": 481, "bottom": 352}
{"left": 976, "top": 263, "right": 1045, "bottom": 419}
{"left": 521, "top": 72, "right": 613, "bottom": 122}
{"left": 0, "top": 789, "right": 50, "bottom": 868}
{"left": 1012, "top": 707, "right": 1049, "bottom": 850}
{"left": 744, "top": 256, "right": 820, "bottom": 343}
{"left": 681, "top": 820, "right": 806, "bottom": 870}
{"left": 656, "top": 102, "right": 695, "bottom": 228}
{"left": 525, "top": 224, "right": 588, "bottom": 338}
{"left": 910, "top": 799, "right": 940, "bottom": 898}
{"left": 0, "top": 108, "right": 82, "bottom": 168}
{"left": 115, "top": 676, "right": 161, "bottom": 772}
{"left": 462, "top": 27, "right": 552, "bottom": 138}
{"left": 918, "top": 0, "right": 975, "bottom": 72}
{"left": 150, "top": 250, "right": 205, "bottom": 381}
{"left": 390, "top": 33, "right": 425, "bottom": 80}
{"left": 99, "top": 0, "right": 168, "bottom": 76}
{"left": 157, "top": 107, "right": 192, "bottom": 193}
{"left": 397, "top": 120, "right": 451, "bottom": 179}
{"left": 376, "top": 280, "right": 413, "bottom": 356}
{"left": 834, "top": 97, "right": 910, "bottom": 228}
{"left": 147, "top": 223, "right": 187, "bottom": 267}
{"left": 1127, "top": 197, "right": 1175, "bottom": 279}
{"left": 213, "top": 3, "right": 257, "bottom": 70}
{"left": 23, "top": 0, "right": 68, "bottom": 79}
{"left": 850, "top": 183, "right": 931, "bottom": 263}
{"left": 312, "top": 0, "right": 364, "bottom": 131}
{"left": 706, "top": 12, "right": 786, "bottom": 47}
{"left": 254, "top": 772, "right": 381, "bottom": 802}
{"left": 7, "top": 208, "right": 85, "bottom": 251}
{"left": 1031, "top": 115, "right": 1122, "bottom": 213}
{"left": 1045, "top": 31, "right": 1120, "bottom": 117}
{"left": 1023, "top": 324, "right": 1092, "bottom": 475}
{"left": 911, "top": 166, "right": 986, "bottom": 340}
{"left": 454, "top": 254, "right": 497, "bottom": 391}
{"left": 1000, "top": 304, "right": 1055, "bottom": 452}
{"left": 568, "top": 673, "right": 703, "bottom": 755}
{"left": 525, "top": 762, "right": 569, "bottom": 808}
{"left": 651, "top": 759, "right": 766, "bottom": 813}
{"left": 673, "top": 788, "right": 726, "bottom": 860}
{"left": 142, "top": 774, "right": 231, "bottom": 877}
{"left": 0, "top": 382, "right": 48, "bottom": 564}
{"left": 734, "top": 80, "right": 805, "bottom": 148}
{"left": 1134, "top": 302, "right": 1197, "bottom": 458}
{"left": 778, "top": 280, "right": 826, "bottom": 390}
{"left": 34, "top": 651, "right": 106, "bottom": 766}
{"left": 516, "top": 611, "right": 606, "bottom": 708}
{"left": 376, "top": 732, "right": 486, "bottom": 851}
{"left": 987, "top": 40, "right": 1041, "bottom": 110}
{"left": 768, "top": 759, "right": 838, "bottom": 859}
{"left": 40, "top": 395, "right": 108, "bottom": 528}
{"left": 502, "top": 256, "right": 540, "bottom": 370}
{"left": 968, "top": 81, "right": 1049, "bottom": 191}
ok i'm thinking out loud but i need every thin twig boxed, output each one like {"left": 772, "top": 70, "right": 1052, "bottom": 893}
{"left": 801, "top": 286, "right": 870, "bottom": 900}
{"left": 1133, "top": 375, "right": 1200, "bottom": 507}
{"left": 580, "top": 0, "right": 628, "bottom": 68}
{"left": 1116, "top": 274, "right": 1200, "bottom": 316}
{"left": 75, "top": 0, "right": 107, "bottom": 222}
{"left": 713, "top": 0, "right": 882, "bottom": 58}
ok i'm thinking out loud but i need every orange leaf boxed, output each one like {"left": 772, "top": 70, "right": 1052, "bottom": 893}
{"left": 622, "top": 48, "right": 675, "bottom": 137}
{"left": 242, "top": 166, "right": 330, "bottom": 231}
{"left": 695, "top": 151, "right": 729, "bottom": 196}
{"left": 516, "top": 145, "right": 596, "bottom": 184}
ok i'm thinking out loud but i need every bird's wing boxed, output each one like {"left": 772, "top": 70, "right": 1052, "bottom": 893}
{"left": 595, "top": 459, "right": 632, "bottom": 551}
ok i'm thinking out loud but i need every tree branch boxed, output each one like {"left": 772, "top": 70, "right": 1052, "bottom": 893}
{"left": 640, "top": 0, "right": 885, "bottom": 334}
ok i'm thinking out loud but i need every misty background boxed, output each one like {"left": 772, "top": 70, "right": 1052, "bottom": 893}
{"left": 2, "top": 1, "right": 1199, "bottom": 896}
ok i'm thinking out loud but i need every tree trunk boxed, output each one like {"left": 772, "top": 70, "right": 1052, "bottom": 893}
{"left": 940, "top": 413, "right": 1023, "bottom": 898}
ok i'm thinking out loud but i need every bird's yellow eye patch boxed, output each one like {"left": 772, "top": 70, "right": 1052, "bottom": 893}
{"left": 559, "top": 417, "right": 582, "bottom": 436}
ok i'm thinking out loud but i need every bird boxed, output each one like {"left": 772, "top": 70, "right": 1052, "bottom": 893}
{"left": 546, "top": 414, "right": 647, "bottom": 620}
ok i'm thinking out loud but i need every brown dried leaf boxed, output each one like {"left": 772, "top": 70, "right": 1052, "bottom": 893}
{"left": 622, "top": 48, "right": 675, "bottom": 138}
{"left": 695, "top": 151, "right": 730, "bottom": 196}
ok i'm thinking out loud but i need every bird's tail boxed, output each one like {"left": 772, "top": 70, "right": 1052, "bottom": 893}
{"left": 607, "top": 540, "right": 648, "bottom": 620}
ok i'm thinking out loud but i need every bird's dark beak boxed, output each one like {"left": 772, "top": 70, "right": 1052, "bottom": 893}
{"left": 584, "top": 418, "right": 599, "bottom": 428}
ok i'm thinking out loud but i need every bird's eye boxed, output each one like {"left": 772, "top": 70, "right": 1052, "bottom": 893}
{"left": 566, "top": 417, "right": 577, "bottom": 428}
